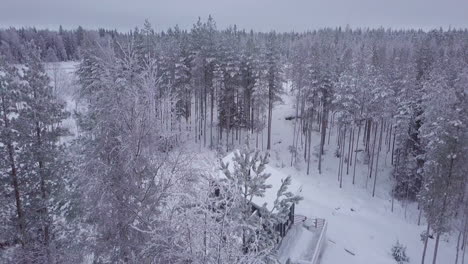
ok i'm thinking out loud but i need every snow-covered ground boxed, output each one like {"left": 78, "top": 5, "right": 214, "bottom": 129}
{"left": 266, "top": 92, "right": 457, "bottom": 264}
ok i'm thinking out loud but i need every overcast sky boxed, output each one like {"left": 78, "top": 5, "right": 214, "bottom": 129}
{"left": 1, "top": 0, "right": 468, "bottom": 32}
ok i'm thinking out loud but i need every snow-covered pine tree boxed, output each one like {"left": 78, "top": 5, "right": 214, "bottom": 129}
{"left": 20, "top": 43, "right": 72, "bottom": 262}
{"left": 220, "top": 147, "right": 301, "bottom": 262}
{"left": 0, "top": 44, "right": 74, "bottom": 263}
{"left": 0, "top": 57, "right": 28, "bottom": 260}
{"left": 391, "top": 241, "right": 410, "bottom": 264}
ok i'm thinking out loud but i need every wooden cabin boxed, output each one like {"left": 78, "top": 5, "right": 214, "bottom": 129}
{"left": 251, "top": 202, "right": 295, "bottom": 239}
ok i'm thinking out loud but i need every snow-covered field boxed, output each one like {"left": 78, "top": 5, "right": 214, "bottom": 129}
{"left": 49, "top": 62, "right": 458, "bottom": 264}
{"left": 44, "top": 61, "right": 80, "bottom": 142}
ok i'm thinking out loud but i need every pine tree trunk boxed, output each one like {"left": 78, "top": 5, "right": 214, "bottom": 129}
{"left": 251, "top": 99, "right": 255, "bottom": 134}
{"left": 267, "top": 86, "right": 273, "bottom": 150}
{"left": 365, "top": 119, "right": 372, "bottom": 153}
{"left": 384, "top": 120, "right": 389, "bottom": 148}
{"left": 328, "top": 111, "right": 333, "bottom": 145}
{"left": 256, "top": 129, "right": 259, "bottom": 149}
{"left": 347, "top": 127, "right": 352, "bottom": 175}
{"left": 210, "top": 87, "right": 214, "bottom": 149}
{"left": 201, "top": 90, "right": 204, "bottom": 146}
{"left": 262, "top": 117, "right": 265, "bottom": 150}
{"left": 306, "top": 121, "right": 312, "bottom": 175}
{"left": 291, "top": 89, "right": 300, "bottom": 166}
{"left": 391, "top": 129, "right": 396, "bottom": 165}
{"left": 337, "top": 128, "right": 342, "bottom": 181}
{"left": 299, "top": 97, "right": 305, "bottom": 147}
{"left": 456, "top": 229, "right": 463, "bottom": 264}
{"left": 422, "top": 223, "right": 430, "bottom": 264}
{"left": 304, "top": 115, "right": 308, "bottom": 161}
{"left": 317, "top": 107, "right": 322, "bottom": 133}
{"left": 369, "top": 122, "right": 378, "bottom": 180}
{"left": 353, "top": 121, "right": 362, "bottom": 185}
{"left": 204, "top": 84, "right": 207, "bottom": 148}
{"left": 372, "top": 120, "right": 384, "bottom": 197}
{"left": 318, "top": 95, "right": 328, "bottom": 174}
{"left": 462, "top": 216, "right": 467, "bottom": 264}
{"left": 231, "top": 126, "right": 234, "bottom": 147}
{"left": 363, "top": 119, "right": 367, "bottom": 147}
{"left": 307, "top": 109, "right": 314, "bottom": 175}
{"left": 226, "top": 88, "right": 231, "bottom": 151}
{"left": 387, "top": 124, "right": 393, "bottom": 153}
{"left": 1, "top": 96, "right": 27, "bottom": 247}
{"left": 340, "top": 126, "right": 346, "bottom": 188}
{"left": 195, "top": 90, "right": 198, "bottom": 143}
{"left": 433, "top": 233, "right": 441, "bottom": 264}
{"left": 350, "top": 126, "right": 355, "bottom": 166}
{"left": 294, "top": 114, "right": 301, "bottom": 153}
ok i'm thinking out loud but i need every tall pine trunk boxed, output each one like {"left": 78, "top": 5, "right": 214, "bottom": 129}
{"left": 422, "top": 223, "right": 431, "bottom": 264}
{"left": 353, "top": 121, "right": 362, "bottom": 185}
{"left": 433, "top": 233, "right": 441, "bottom": 264}
{"left": 318, "top": 92, "right": 328, "bottom": 174}
{"left": 339, "top": 126, "right": 346, "bottom": 188}
{"left": 347, "top": 127, "right": 353, "bottom": 175}
{"left": 456, "top": 229, "right": 463, "bottom": 264}
{"left": 291, "top": 89, "right": 300, "bottom": 166}
{"left": 372, "top": 120, "right": 384, "bottom": 197}
{"left": 267, "top": 88, "right": 273, "bottom": 150}
{"left": 1, "top": 96, "right": 27, "bottom": 247}
{"left": 210, "top": 86, "right": 214, "bottom": 149}
{"left": 306, "top": 108, "right": 314, "bottom": 175}
{"left": 462, "top": 214, "right": 467, "bottom": 264}
{"left": 369, "top": 122, "right": 378, "bottom": 180}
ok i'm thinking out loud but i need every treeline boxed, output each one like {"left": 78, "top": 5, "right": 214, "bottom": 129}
{"left": 0, "top": 25, "right": 118, "bottom": 62}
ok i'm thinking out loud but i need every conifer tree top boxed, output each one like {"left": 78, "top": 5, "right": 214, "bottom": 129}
{"left": 219, "top": 150, "right": 303, "bottom": 210}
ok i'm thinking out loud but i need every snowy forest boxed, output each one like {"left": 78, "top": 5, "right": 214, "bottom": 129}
{"left": 1, "top": 17, "right": 467, "bottom": 264}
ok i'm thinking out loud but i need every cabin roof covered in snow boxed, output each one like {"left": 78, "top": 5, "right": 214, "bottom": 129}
{"left": 219, "top": 151, "right": 303, "bottom": 210}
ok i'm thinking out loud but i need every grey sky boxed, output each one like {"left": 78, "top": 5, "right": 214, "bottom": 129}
{"left": 1, "top": 0, "right": 468, "bottom": 32}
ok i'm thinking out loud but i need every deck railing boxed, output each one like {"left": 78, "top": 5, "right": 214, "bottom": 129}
{"left": 289, "top": 217, "right": 327, "bottom": 264}
{"left": 309, "top": 219, "right": 327, "bottom": 264}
